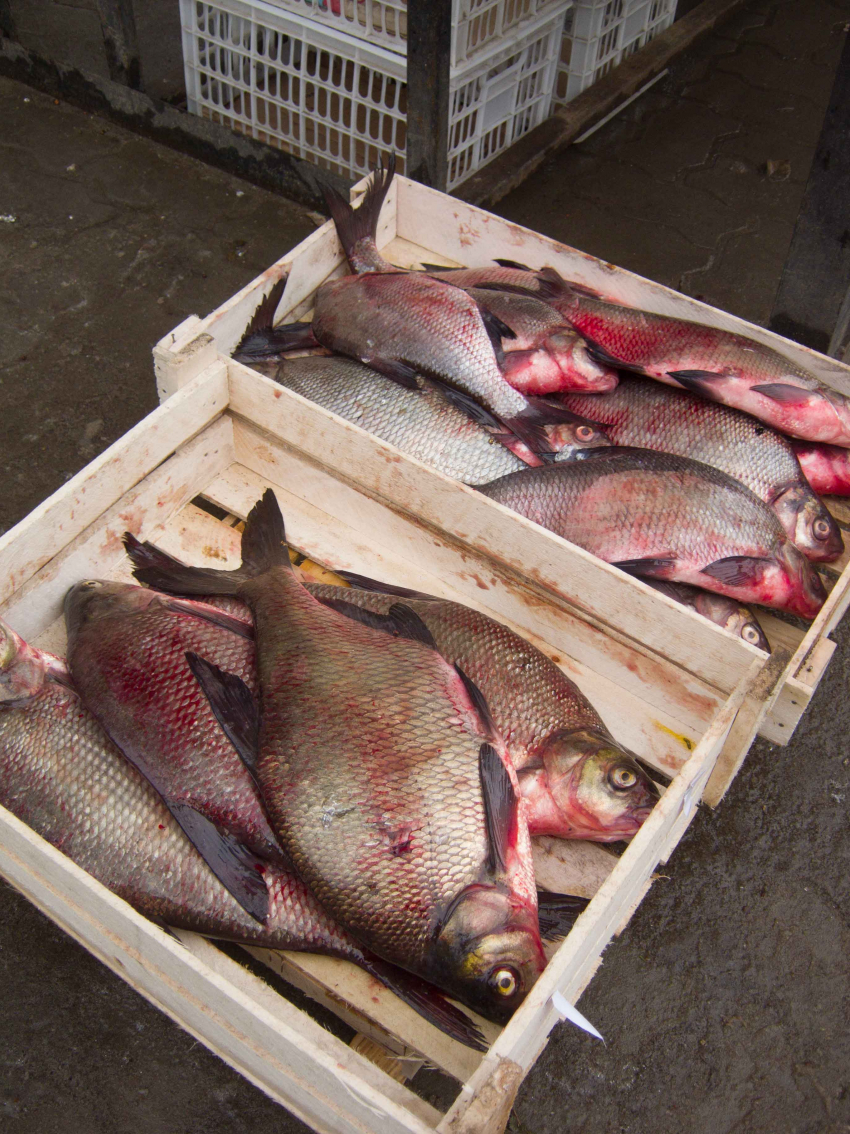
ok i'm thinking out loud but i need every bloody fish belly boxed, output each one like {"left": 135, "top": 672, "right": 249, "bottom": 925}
{"left": 791, "top": 440, "right": 850, "bottom": 496}
{"left": 476, "top": 450, "right": 826, "bottom": 618}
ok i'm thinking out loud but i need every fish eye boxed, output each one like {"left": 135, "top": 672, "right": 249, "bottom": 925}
{"left": 813, "top": 518, "right": 831, "bottom": 540}
{"left": 489, "top": 967, "right": 519, "bottom": 998}
{"left": 742, "top": 624, "right": 762, "bottom": 645}
{"left": 576, "top": 425, "right": 596, "bottom": 442}
{"left": 608, "top": 765, "right": 638, "bottom": 791}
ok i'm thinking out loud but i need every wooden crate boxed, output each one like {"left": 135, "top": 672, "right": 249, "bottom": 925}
{"left": 0, "top": 355, "right": 801, "bottom": 1134}
{"left": 155, "top": 172, "right": 850, "bottom": 773}
{"left": 1, "top": 176, "right": 847, "bottom": 1134}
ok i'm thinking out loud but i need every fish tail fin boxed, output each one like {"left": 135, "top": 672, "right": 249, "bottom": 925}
{"left": 233, "top": 318, "right": 319, "bottom": 363}
{"left": 126, "top": 490, "right": 291, "bottom": 596}
{"left": 360, "top": 954, "right": 488, "bottom": 1051}
{"left": 322, "top": 154, "right": 396, "bottom": 271}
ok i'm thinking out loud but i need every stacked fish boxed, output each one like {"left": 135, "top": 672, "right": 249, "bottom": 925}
{"left": 0, "top": 503, "right": 660, "bottom": 1050}
{"left": 235, "top": 157, "right": 850, "bottom": 647}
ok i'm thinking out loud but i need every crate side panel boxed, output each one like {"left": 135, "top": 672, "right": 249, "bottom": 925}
{"left": 0, "top": 416, "right": 236, "bottom": 646}
{"left": 0, "top": 366, "right": 229, "bottom": 607}
{"left": 227, "top": 365, "right": 761, "bottom": 697}
{"left": 0, "top": 806, "right": 437, "bottom": 1134}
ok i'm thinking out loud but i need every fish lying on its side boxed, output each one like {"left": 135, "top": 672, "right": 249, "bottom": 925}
{"left": 0, "top": 620, "right": 491, "bottom": 1050}
{"left": 127, "top": 492, "right": 558, "bottom": 1024}
{"left": 561, "top": 375, "right": 843, "bottom": 563}
{"left": 486, "top": 270, "right": 850, "bottom": 447}
{"left": 791, "top": 440, "right": 850, "bottom": 497}
{"left": 475, "top": 450, "right": 826, "bottom": 618}
{"left": 642, "top": 579, "right": 769, "bottom": 651}
{"left": 306, "top": 574, "right": 659, "bottom": 842}
{"left": 265, "top": 354, "right": 610, "bottom": 482}
{"left": 320, "top": 159, "right": 619, "bottom": 396}
{"left": 64, "top": 581, "right": 282, "bottom": 921}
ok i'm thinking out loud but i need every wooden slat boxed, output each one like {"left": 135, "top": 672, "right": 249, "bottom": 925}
{"left": 0, "top": 363, "right": 229, "bottom": 607}
{"left": 0, "top": 807, "right": 437, "bottom": 1134}
{"left": 226, "top": 364, "right": 761, "bottom": 702}
{"left": 0, "top": 413, "right": 235, "bottom": 646}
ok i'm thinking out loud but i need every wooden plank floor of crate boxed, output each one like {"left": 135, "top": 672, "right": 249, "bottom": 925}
{"left": 0, "top": 357, "right": 803, "bottom": 1134}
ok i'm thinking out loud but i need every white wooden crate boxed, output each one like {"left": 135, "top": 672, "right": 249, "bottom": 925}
{"left": 0, "top": 354, "right": 790, "bottom": 1134}
{"left": 3, "top": 174, "right": 849, "bottom": 1134}
{"left": 155, "top": 171, "right": 850, "bottom": 763}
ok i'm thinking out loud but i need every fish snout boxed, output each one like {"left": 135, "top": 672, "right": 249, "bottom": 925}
{"left": 773, "top": 486, "right": 844, "bottom": 564}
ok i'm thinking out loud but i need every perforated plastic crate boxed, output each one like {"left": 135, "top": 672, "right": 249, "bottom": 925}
{"left": 180, "top": 0, "right": 565, "bottom": 190}
{"left": 258, "top": 0, "right": 562, "bottom": 67}
{"left": 553, "top": 0, "right": 676, "bottom": 105}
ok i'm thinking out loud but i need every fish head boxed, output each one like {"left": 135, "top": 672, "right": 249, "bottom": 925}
{"left": 691, "top": 592, "right": 769, "bottom": 650}
{"left": 559, "top": 335, "right": 619, "bottom": 392}
{"left": 520, "top": 729, "right": 659, "bottom": 841}
{"left": 547, "top": 410, "right": 612, "bottom": 460}
{"left": 64, "top": 579, "right": 159, "bottom": 639}
{"left": 432, "top": 884, "right": 546, "bottom": 1024}
{"left": 772, "top": 485, "right": 844, "bottom": 564}
{"left": 775, "top": 541, "right": 828, "bottom": 618}
{"left": 0, "top": 620, "right": 51, "bottom": 702}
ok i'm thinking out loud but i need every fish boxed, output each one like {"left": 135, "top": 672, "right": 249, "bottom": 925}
{"left": 307, "top": 572, "right": 659, "bottom": 842}
{"left": 474, "top": 449, "right": 827, "bottom": 618}
{"left": 463, "top": 288, "right": 618, "bottom": 395}
{"left": 560, "top": 375, "right": 843, "bottom": 563}
{"left": 233, "top": 277, "right": 602, "bottom": 465}
{"left": 126, "top": 491, "right": 558, "bottom": 1024}
{"left": 63, "top": 581, "right": 281, "bottom": 921}
{"left": 310, "top": 270, "right": 593, "bottom": 464}
{"left": 791, "top": 440, "right": 850, "bottom": 497}
{"left": 269, "top": 356, "right": 610, "bottom": 481}
{"left": 496, "top": 271, "right": 850, "bottom": 447}
{"left": 319, "top": 161, "right": 618, "bottom": 397}
{"left": 0, "top": 619, "right": 493, "bottom": 1050}
{"left": 641, "top": 579, "right": 769, "bottom": 651}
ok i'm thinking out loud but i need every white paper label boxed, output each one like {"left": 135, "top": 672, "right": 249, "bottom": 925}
{"left": 550, "top": 990, "right": 605, "bottom": 1042}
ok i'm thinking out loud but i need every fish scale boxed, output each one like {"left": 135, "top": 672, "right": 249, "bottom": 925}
{"left": 477, "top": 451, "right": 826, "bottom": 618}
{"left": 560, "top": 376, "right": 843, "bottom": 563}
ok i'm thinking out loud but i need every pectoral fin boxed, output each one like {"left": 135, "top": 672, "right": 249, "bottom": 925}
{"left": 701, "top": 555, "right": 773, "bottom": 587}
{"left": 186, "top": 653, "right": 260, "bottom": 778}
{"left": 536, "top": 892, "right": 590, "bottom": 941}
{"left": 611, "top": 557, "right": 676, "bottom": 577}
{"left": 361, "top": 356, "right": 422, "bottom": 390}
{"left": 751, "top": 383, "right": 826, "bottom": 406}
{"left": 480, "top": 744, "right": 518, "bottom": 876}
{"left": 168, "top": 803, "right": 269, "bottom": 924}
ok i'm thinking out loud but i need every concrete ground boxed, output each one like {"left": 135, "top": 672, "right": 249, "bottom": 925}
{"left": 1, "top": 1, "right": 849, "bottom": 1132}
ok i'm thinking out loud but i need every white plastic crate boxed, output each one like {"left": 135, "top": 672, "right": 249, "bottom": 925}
{"left": 257, "top": 0, "right": 563, "bottom": 67}
{"left": 553, "top": 0, "right": 676, "bottom": 105}
{"left": 180, "top": 0, "right": 565, "bottom": 190}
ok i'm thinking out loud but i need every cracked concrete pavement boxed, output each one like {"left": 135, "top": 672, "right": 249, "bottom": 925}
{"left": 1, "top": 1, "right": 849, "bottom": 1132}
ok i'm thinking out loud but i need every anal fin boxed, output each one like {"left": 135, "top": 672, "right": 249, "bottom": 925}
{"left": 612, "top": 557, "right": 676, "bottom": 577}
